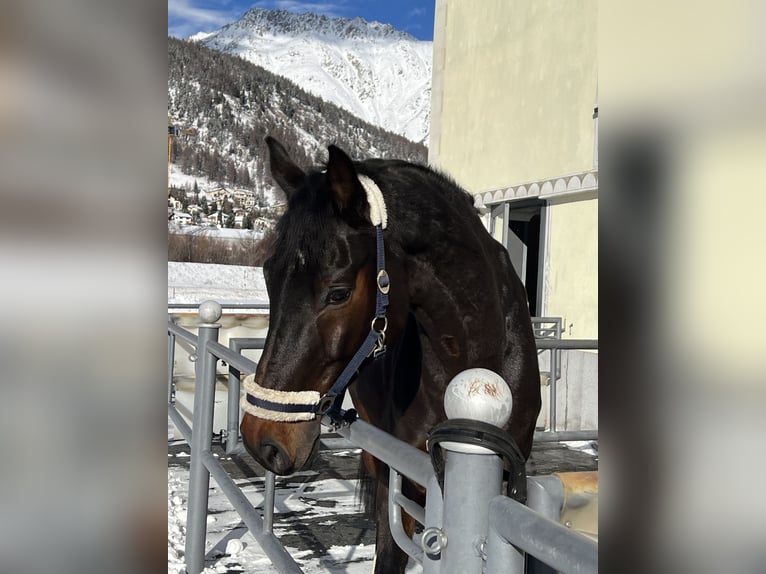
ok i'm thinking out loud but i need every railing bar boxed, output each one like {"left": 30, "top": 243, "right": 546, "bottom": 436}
{"left": 206, "top": 340, "right": 259, "bottom": 373}
{"left": 487, "top": 495, "right": 598, "bottom": 574}
{"left": 168, "top": 404, "right": 192, "bottom": 443}
{"left": 533, "top": 430, "right": 598, "bottom": 442}
{"left": 168, "top": 321, "right": 199, "bottom": 345}
{"left": 535, "top": 339, "right": 598, "bottom": 350}
{"left": 393, "top": 492, "right": 426, "bottom": 526}
{"left": 389, "top": 470, "right": 424, "bottom": 563}
{"left": 199, "top": 450, "right": 304, "bottom": 574}
{"left": 168, "top": 303, "right": 270, "bottom": 310}
{"left": 334, "top": 419, "right": 435, "bottom": 487}
{"left": 228, "top": 337, "right": 267, "bottom": 349}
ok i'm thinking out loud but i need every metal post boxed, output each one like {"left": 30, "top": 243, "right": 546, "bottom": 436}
{"left": 226, "top": 338, "right": 266, "bottom": 455}
{"left": 549, "top": 347, "right": 557, "bottom": 432}
{"left": 441, "top": 450, "right": 504, "bottom": 574}
{"left": 263, "top": 470, "right": 276, "bottom": 534}
{"left": 167, "top": 329, "right": 176, "bottom": 405}
{"left": 185, "top": 301, "right": 222, "bottom": 574}
{"left": 422, "top": 473, "right": 444, "bottom": 574}
{"left": 226, "top": 339, "right": 242, "bottom": 455}
{"left": 438, "top": 368, "right": 513, "bottom": 574}
{"left": 485, "top": 518, "right": 525, "bottom": 574}
{"left": 525, "top": 476, "right": 565, "bottom": 574}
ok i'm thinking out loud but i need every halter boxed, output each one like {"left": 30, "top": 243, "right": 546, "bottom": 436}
{"left": 241, "top": 174, "right": 389, "bottom": 424}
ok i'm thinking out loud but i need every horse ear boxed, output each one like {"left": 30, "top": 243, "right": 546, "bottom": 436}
{"left": 326, "top": 145, "right": 364, "bottom": 214}
{"left": 266, "top": 136, "right": 305, "bottom": 199}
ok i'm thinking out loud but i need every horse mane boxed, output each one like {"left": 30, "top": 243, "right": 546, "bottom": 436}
{"left": 268, "top": 158, "right": 478, "bottom": 272}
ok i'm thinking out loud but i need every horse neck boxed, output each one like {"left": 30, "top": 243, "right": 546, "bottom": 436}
{"left": 388, "top": 203, "right": 509, "bottom": 375}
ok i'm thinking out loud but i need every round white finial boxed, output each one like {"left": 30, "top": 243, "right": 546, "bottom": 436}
{"left": 444, "top": 368, "right": 513, "bottom": 428}
{"left": 198, "top": 300, "right": 222, "bottom": 324}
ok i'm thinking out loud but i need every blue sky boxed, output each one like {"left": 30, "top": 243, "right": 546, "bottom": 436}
{"left": 168, "top": 0, "right": 435, "bottom": 41}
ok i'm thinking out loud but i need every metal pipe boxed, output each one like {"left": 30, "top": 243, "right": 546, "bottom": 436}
{"left": 167, "top": 320, "right": 199, "bottom": 345}
{"left": 263, "top": 471, "right": 276, "bottom": 534}
{"left": 392, "top": 492, "right": 426, "bottom": 527}
{"left": 486, "top": 495, "right": 598, "bottom": 574}
{"left": 485, "top": 522, "right": 525, "bottom": 574}
{"left": 389, "top": 470, "right": 424, "bottom": 563}
{"left": 226, "top": 338, "right": 266, "bottom": 454}
{"left": 535, "top": 339, "right": 598, "bottom": 350}
{"left": 525, "top": 476, "right": 566, "bottom": 574}
{"left": 199, "top": 450, "right": 303, "bottom": 574}
{"left": 318, "top": 436, "right": 357, "bottom": 451}
{"left": 168, "top": 302, "right": 270, "bottom": 310}
{"left": 549, "top": 347, "right": 557, "bottom": 432}
{"left": 440, "top": 450, "right": 504, "bottom": 574}
{"left": 226, "top": 359, "right": 241, "bottom": 455}
{"left": 167, "top": 331, "right": 176, "bottom": 405}
{"left": 334, "top": 419, "right": 435, "bottom": 487}
{"left": 533, "top": 430, "right": 598, "bottom": 442}
{"left": 227, "top": 338, "right": 267, "bottom": 351}
{"left": 526, "top": 476, "right": 565, "bottom": 521}
{"left": 422, "top": 474, "right": 444, "bottom": 574}
{"left": 168, "top": 404, "right": 192, "bottom": 443}
{"left": 185, "top": 321, "right": 220, "bottom": 574}
{"left": 206, "top": 340, "right": 259, "bottom": 374}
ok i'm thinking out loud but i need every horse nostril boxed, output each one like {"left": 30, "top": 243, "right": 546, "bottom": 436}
{"left": 260, "top": 440, "right": 292, "bottom": 475}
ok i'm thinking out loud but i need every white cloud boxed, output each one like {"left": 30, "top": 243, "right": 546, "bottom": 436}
{"left": 168, "top": 0, "right": 238, "bottom": 38}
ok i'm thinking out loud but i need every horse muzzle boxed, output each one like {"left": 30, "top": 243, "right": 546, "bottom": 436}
{"left": 240, "top": 413, "right": 320, "bottom": 475}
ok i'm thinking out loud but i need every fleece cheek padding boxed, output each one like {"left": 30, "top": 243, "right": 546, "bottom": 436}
{"left": 241, "top": 374, "right": 321, "bottom": 422}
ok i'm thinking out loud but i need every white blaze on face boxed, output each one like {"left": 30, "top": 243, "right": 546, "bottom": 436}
{"left": 297, "top": 250, "right": 306, "bottom": 266}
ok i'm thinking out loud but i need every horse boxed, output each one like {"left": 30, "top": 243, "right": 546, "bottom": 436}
{"left": 240, "top": 136, "right": 542, "bottom": 573}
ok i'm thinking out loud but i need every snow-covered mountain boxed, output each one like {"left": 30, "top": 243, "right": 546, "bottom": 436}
{"left": 194, "top": 8, "right": 432, "bottom": 145}
{"left": 168, "top": 38, "right": 426, "bottom": 203}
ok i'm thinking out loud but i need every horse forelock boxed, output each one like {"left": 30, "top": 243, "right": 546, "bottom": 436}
{"left": 270, "top": 173, "right": 337, "bottom": 273}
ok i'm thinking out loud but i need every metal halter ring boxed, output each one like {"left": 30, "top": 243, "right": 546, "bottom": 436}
{"left": 316, "top": 395, "right": 336, "bottom": 416}
{"left": 371, "top": 315, "right": 388, "bottom": 334}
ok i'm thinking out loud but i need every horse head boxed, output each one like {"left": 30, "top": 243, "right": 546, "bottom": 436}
{"left": 240, "top": 137, "right": 407, "bottom": 475}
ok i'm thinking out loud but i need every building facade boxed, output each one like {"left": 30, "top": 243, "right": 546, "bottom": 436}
{"left": 429, "top": 0, "right": 598, "bottom": 340}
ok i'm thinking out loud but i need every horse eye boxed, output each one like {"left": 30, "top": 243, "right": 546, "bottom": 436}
{"left": 326, "top": 287, "right": 352, "bottom": 305}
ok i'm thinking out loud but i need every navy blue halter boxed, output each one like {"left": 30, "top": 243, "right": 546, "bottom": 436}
{"left": 245, "top": 224, "right": 389, "bottom": 424}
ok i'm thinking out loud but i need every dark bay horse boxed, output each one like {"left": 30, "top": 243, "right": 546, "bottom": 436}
{"left": 240, "top": 137, "right": 541, "bottom": 573}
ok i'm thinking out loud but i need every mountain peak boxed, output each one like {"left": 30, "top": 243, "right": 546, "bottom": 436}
{"left": 195, "top": 8, "right": 432, "bottom": 144}
{"left": 227, "top": 7, "right": 415, "bottom": 42}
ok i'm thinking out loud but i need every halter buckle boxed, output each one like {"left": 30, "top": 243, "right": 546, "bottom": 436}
{"left": 376, "top": 269, "right": 390, "bottom": 294}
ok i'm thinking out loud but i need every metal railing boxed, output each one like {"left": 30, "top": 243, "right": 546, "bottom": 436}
{"left": 168, "top": 301, "right": 598, "bottom": 574}
{"left": 532, "top": 317, "right": 598, "bottom": 437}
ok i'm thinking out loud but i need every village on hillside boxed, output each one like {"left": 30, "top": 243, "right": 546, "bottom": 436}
{"left": 168, "top": 182, "right": 285, "bottom": 232}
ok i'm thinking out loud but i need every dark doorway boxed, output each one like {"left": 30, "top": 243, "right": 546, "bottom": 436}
{"left": 505, "top": 199, "right": 544, "bottom": 316}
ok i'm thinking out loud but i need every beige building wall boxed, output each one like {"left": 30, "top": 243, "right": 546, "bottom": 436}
{"left": 430, "top": 0, "right": 598, "bottom": 338}
{"left": 546, "top": 192, "right": 598, "bottom": 339}
{"left": 430, "top": 0, "right": 597, "bottom": 190}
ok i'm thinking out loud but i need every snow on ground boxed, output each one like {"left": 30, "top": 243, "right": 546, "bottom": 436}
{"left": 563, "top": 440, "right": 599, "bottom": 459}
{"left": 169, "top": 163, "right": 215, "bottom": 193}
{"left": 168, "top": 261, "right": 269, "bottom": 305}
{"left": 168, "top": 441, "right": 377, "bottom": 573}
